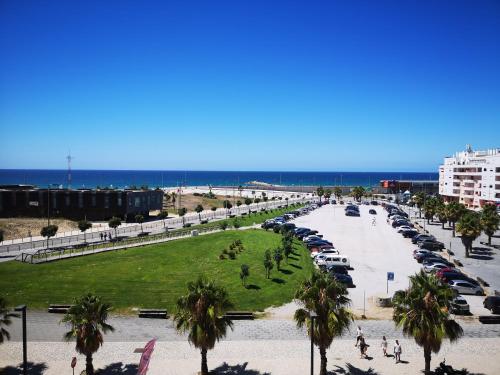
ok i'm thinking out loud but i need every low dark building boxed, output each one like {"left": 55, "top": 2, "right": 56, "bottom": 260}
{"left": 378, "top": 180, "right": 439, "bottom": 195}
{"left": 0, "top": 185, "right": 163, "bottom": 221}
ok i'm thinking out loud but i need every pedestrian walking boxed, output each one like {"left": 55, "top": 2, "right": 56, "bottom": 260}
{"left": 100, "top": 233, "right": 103, "bottom": 241}
{"left": 104, "top": 232, "right": 107, "bottom": 241}
{"left": 359, "top": 336, "right": 369, "bottom": 359}
{"left": 381, "top": 336, "right": 388, "bottom": 357}
{"left": 394, "top": 339, "right": 402, "bottom": 363}
{"left": 355, "top": 326, "right": 363, "bottom": 347}
{"left": 372, "top": 217, "right": 376, "bottom": 226}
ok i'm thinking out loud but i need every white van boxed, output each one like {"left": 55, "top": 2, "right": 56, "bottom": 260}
{"left": 316, "top": 255, "right": 350, "bottom": 268}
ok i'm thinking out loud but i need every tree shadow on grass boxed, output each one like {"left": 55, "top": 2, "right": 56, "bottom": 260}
{"left": 0, "top": 362, "right": 48, "bottom": 375}
{"left": 211, "top": 361, "right": 270, "bottom": 374}
{"left": 246, "top": 284, "right": 261, "bottom": 290}
{"left": 271, "top": 278, "right": 285, "bottom": 284}
{"left": 329, "top": 363, "right": 379, "bottom": 374}
{"left": 96, "top": 362, "right": 138, "bottom": 374}
{"left": 287, "top": 256, "right": 299, "bottom": 261}
{"left": 289, "top": 264, "right": 302, "bottom": 269}
{"left": 280, "top": 269, "right": 293, "bottom": 275}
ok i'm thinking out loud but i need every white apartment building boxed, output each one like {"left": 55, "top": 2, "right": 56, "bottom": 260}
{"left": 439, "top": 145, "right": 500, "bottom": 209}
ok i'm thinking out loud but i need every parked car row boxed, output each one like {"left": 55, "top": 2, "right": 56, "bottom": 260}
{"left": 261, "top": 204, "right": 319, "bottom": 230}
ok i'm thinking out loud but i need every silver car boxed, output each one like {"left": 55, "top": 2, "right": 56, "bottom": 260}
{"left": 450, "top": 295, "right": 470, "bottom": 315}
{"left": 448, "top": 280, "right": 484, "bottom": 295}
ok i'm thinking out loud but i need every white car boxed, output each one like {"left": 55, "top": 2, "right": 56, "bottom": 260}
{"left": 423, "top": 263, "right": 450, "bottom": 273}
{"left": 397, "top": 226, "right": 412, "bottom": 233}
{"left": 311, "top": 249, "right": 340, "bottom": 259}
{"left": 316, "top": 255, "right": 350, "bottom": 268}
{"left": 448, "top": 280, "right": 484, "bottom": 295}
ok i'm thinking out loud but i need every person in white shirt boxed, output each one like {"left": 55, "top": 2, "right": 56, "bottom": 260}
{"left": 355, "top": 326, "right": 363, "bottom": 347}
{"left": 381, "top": 336, "right": 388, "bottom": 357}
{"left": 394, "top": 339, "right": 402, "bottom": 363}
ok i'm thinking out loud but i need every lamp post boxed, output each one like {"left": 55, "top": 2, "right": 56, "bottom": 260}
{"left": 310, "top": 311, "right": 317, "bottom": 375}
{"left": 15, "top": 305, "right": 27, "bottom": 375}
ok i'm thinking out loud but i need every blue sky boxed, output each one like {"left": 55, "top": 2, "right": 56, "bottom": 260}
{"left": 1, "top": 0, "right": 499, "bottom": 171}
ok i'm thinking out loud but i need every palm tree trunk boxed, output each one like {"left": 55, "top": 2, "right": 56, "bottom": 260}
{"left": 488, "top": 235, "right": 492, "bottom": 246}
{"left": 201, "top": 347, "right": 208, "bottom": 375}
{"left": 86, "top": 353, "right": 94, "bottom": 375}
{"left": 424, "top": 346, "right": 432, "bottom": 374}
{"left": 319, "top": 346, "right": 328, "bottom": 375}
{"left": 452, "top": 221, "right": 456, "bottom": 237}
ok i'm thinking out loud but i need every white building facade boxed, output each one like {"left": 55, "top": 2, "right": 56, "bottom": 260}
{"left": 439, "top": 146, "right": 500, "bottom": 209}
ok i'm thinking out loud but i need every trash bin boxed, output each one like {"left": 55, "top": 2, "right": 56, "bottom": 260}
{"left": 191, "top": 230, "right": 199, "bottom": 237}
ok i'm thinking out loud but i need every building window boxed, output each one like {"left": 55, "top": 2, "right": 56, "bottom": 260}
{"left": 92, "top": 194, "right": 96, "bottom": 207}
{"left": 78, "top": 193, "right": 84, "bottom": 208}
{"left": 117, "top": 196, "right": 122, "bottom": 207}
{"left": 104, "top": 194, "right": 109, "bottom": 209}
{"left": 65, "top": 194, "right": 70, "bottom": 207}
{"left": 135, "top": 197, "right": 141, "bottom": 208}
{"left": 53, "top": 194, "right": 57, "bottom": 209}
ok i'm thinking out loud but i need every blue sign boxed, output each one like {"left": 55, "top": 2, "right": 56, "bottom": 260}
{"left": 387, "top": 272, "right": 394, "bottom": 281}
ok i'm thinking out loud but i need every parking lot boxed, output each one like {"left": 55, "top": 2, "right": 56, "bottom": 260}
{"left": 292, "top": 203, "right": 422, "bottom": 318}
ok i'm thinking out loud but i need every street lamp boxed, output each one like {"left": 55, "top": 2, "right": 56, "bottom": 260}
{"left": 14, "top": 305, "right": 27, "bottom": 375}
{"left": 310, "top": 311, "right": 317, "bottom": 375}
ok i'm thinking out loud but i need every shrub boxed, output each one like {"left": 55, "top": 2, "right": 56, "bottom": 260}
{"left": 219, "top": 254, "right": 226, "bottom": 260}
{"left": 220, "top": 222, "right": 228, "bottom": 230}
{"left": 273, "top": 225, "right": 281, "bottom": 233}
{"left": 228, "top": 250, "right": 236, "bottom": 260}
{"left": 222, "top": 248, "right": 229, "bottom": 255}
{"left": 233, "top": 219, "right": 241, "bottom": 229}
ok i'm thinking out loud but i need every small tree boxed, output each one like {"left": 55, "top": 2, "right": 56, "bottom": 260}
{"left": 413, "top": 192, "right": 426, "bottom": 218}
{"left": 211, "top": 206, "right": 217, "bottom": 218}
{"left": 158, "top": 210, "right": 168, "bottom": 229}
{"left": 264, "top": 249, "right": 274, "bottom": 279}
{"left": 436, "top": 202, "right": 448, "bottom": 229}
{"left": 135, "top": 214, "right": 145, "bottom": 234}
{"left": 445, "top": 201, "right": 466, "bottom": 237}
{"left": 351, "top": 186, "right": 365, "bottom": 202}
{"left": 178, "top": 207, "right": 187, "bottom": 225}
{"left": 273, "top": 248, "right": 284, "bottom": 271}
{"left": 240, "top": 264, "right": 250, "bottom": 287}
{"left": 236, "top": 200, "right": 242, "bottom": 207}
{"left": 223, "top": 200, "right": 232, "bottom": 217}
{"left": 282, "top": 233, "right": 293, "bottom": 263}
{"left": 220, "top": 221, "right": 228, "bottom": 231}
{"left": 108, "top": 217, "right": 121, "bottom": 239}
{"left": 481, "top": 204, "right": 499, "bottom": 246}
{"left": 195, "top": 204, "right": 204, "bottom": 221}
{"left": 244, "top": 197, "right": 252, "bottom": 209}
{"left": 41, "top": 224, "right": 58, "bottom": 249}
{"left": 78, "top": 220, "right": 92, "bottom": 244}
{"left": 334, "top": 187, "right": 342, "bottom": 201}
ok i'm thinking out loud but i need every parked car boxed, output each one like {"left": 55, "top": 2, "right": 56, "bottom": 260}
{"left": 412, "top": 234, "right": 435, "bottom": 244}
{"left": 436, "top": 271, "right": 479, "bottom": 286}
{"left": 419, "top": 240, "right": 445, "bottom": 251}
{"left": 330, "top": 273, "right": 354, "bottom": 287}
{"left": 316, "top": 255, "right": 351, "bottom": 268}
{"left": 345, "top": 209, "right": 360, "bottom": 217}
{"left": 448, "top": 280, "right": 484, "bottom": 295}
{"left": 414, "top": 252, "right": 445, "bottom": 263}
{"left": 311, "top": 248, "right": 340, "bottom": 259}
{"left": 423, "top": 262, "right": 452, "bottom": 273}
{"left": 396, "top": 225, "right": 413, "bottom": 233}
{"left": 402, "top": 229, "right": 419, "bottom": 238}
{"left": 483, "top": 296, "right": 500, "bottom": 314}
{"left": 392, "top": 220, "right": 411, "bottom": 228}
{"left": 422, "top": 257, "right": 454, "bottom": 268}
{"left": 326, "top": 265, "right": 349, "bottom": 275}
{"left": 450, "top": 295, "right": 470, "bottom": 315}
{"left": 303, "top": 235, "right": 324, "bottom": 242}
{"left": 369, "top": 209, "right": 377, "bottom": 215}
{"left": 370, "top": 200, "right": 378, "bottom": 205}
{"left": 307, "top": 240, "right": 333, "bottom": 249}
{"left": 261, "top": 220, "right": 277, "bottom": 229}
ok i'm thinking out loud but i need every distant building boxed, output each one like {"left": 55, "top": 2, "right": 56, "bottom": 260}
{"left": 439, "top": 146, "right": 500, "bottom": 209}
{"left": 377, "top": 180, "right": 439, "bottom": 195}
{"left": 0, "top": 185, "right": 163, "bottom": 221}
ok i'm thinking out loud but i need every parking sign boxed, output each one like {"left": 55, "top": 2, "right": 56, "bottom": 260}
{"left": 387, "top": 272, "right": 394, "bottom": 281}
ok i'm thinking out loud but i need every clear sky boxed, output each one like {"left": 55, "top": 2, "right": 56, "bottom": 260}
{"left": 0, "top": 0, "right": 499, "bottom": 172}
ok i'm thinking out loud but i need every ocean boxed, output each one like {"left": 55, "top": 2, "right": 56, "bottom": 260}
{"left": 0, "top": 170, "right": 438, "bottom": 189}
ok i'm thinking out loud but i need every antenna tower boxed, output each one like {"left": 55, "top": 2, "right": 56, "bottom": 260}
{"left": 66, "top": 152, "right": 74, "bottom": 189}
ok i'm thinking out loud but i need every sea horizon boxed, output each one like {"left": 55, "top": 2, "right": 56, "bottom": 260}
{"left": 0, "top": 169, "right": 439, "bottom": 189}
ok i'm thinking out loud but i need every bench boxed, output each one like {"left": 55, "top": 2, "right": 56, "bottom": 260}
{"left": 223, "top": 311, "right": 254, "bottom": 320}
{"left": 478, "top": 315, "right": 500, "bottom": 324}
{"left": 48, "top": 304, "right": 72, "bottom": 314}
{"left": 138, "top": 309, "right": 168, "bottom": 319}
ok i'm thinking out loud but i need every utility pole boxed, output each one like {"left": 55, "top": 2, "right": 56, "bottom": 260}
{"left": 66, "top": 152, "right": 73, "bottom": 189}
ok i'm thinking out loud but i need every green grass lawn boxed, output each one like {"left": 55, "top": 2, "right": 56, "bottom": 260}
{"left": 0, "top": 230, "right": 314, "bottom": 313}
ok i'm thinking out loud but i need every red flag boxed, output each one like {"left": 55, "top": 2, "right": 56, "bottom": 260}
{"left": 137, "top": 339, "right": 156, "bottom": 375}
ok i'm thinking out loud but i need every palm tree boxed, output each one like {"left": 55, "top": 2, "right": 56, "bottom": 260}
{"left": 480, "top": 204, "right": 499, "bottom": 246}
{"left": 423, "top": 197, "right": 438, "bottom": 223}
{"left": 62, "top": 294, "right": 114, "bottom": 375}
{"left": 316, "top": 186, "right": 325, "bottom": 203}
{"left": 435, "top": 202, "right": 448, "bottom": 229}
{"left": 351, "top": 186, "right": 365, "bottom": 202}
{"left": 456, "top": 211, "right": 482, "bottom": 257}
{"left": 334, "top": 187, "right": 342, "bottom": 201}
{"left": 413, "top": 192, "right": 426, "bottom": 218}
{"left": 393, "top": 271, "right": 463, "bottom": 374}
{"left": 78, "top": 219, "right": 92, "bottom": 244}
{"left": 0, "top": 297, "right": 19, "bottom": 344}
{"left": 294, "top": 272, "right": 353, "bottom": 375}
{"left": 174, "top": 277, "right": 233, "bottom": 375}
{"left": 445, "top": 201, "right": 466, "bottom": 237}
